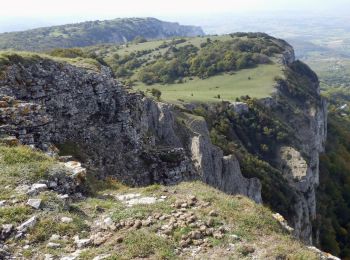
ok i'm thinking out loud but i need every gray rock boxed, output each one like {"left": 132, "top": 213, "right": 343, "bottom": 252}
{"left": 49, "top": 234, "right": 61, "bottom": 241}
{"left": 31, "top": 183, "right": 48, "bottom": 191}
{"left": 44, "top": 254, "right": 54, "bottom": 260}
{"left": 229, "top": 102, "right": 249, "bottom": 114}
{"left": 93, "top": 254, "right": 111, "bottom": 260}
{"left": 0, "top": 224, "right": 13, "bottom": 240}
{"left": 17, "top": 216, "right": 37, "bottom": 232}
{"left": 60, "top": 249, "right": 84, "bottom": 260}
{"left": 26, "top": 199, "right": 42, "bottom": 209}
{"left": 47, "top": 242, "right": 61, "bottom": 248}
{"left": 103, "top": 217, "right": 113, "bottom": 227}
{"left": 273, "top": 78, "right": 327, "bottom": 243}
{"left": 27, "top": 183, "right": 47, "bottom": 195}
{"left": 307, "top": 246, "right": 340, "bottom": 260}
{"left": 58, "top": 194, "right": 69, "bottom": 200}
{"left": 61, "top": 217, "right": 73, "bottom": 223}
{"left": 117, "top": 193, "right": 158, "bottom": 206}
{"left": 74, "top": 237, "right": 91, "bottom": 248}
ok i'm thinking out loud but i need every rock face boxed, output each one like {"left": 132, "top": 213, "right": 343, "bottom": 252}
{"left": 0, "top": 59, "right": 192, "bottom": 186}
{"left": 141, "top": 99, "right": 262, "bottom": 202}
{"left": 0, "top": 44, "right": 327, "bottom": 244}
{"left": 271, "top": 58, "right": 327, "bottom": 243}
{"left": 0, "top": 56, "right": 259, "bottom": 202}
{"left": 189, "top": 121, "right": 262, "bottom": 203}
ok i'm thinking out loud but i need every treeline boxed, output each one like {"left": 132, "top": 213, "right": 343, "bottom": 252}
{"left": 47, "top": 34, "right": 286, "bottom": 86}
{"left": 190, "top": 96, "right": 293, "bottom": 217}
{"left": 315, "top": 105, "right": 350, "bottom": 259}
{"left": 137, "top": 37, "right": 282, "bottom": 85}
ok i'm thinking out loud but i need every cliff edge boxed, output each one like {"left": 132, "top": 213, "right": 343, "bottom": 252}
{"left": 0, "top": 36, "right": 327, "bottom": 247}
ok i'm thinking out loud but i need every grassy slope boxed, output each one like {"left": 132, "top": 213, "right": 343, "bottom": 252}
{"left": 95, "top": 35, "right": 283, "bottom": 103}
{"left": 2, "top": 33, "right": 286, "bottom": 105}
{"left": 99, "top": 35, "right": 234, "bottom": 65}
{"left": 0, "top": 51, "right": 102, "bottom": 72}
{"left": 114, "top": 35, "right": 232, "bottom": 53}
{"left": 0, "top": 142, "right": 318, "bottom": 259}
{"left": 134, "top": 64, "right": 281, "bottom": 103}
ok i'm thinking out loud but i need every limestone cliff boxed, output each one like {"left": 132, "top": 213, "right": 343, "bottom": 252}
{"left": 0, "top": 54, "right": 260, "bottom": 203}
{"left": 141, "top": 100, "right": 262, "bottom": 202}
{"left": 0, "top": 44, "right": 327, "bottom": 245}
{"left": 277, "top": 101, "right": 327, "bottom": 243}
{"left": 265, "top": 57, "right": 327, "bottom": 243}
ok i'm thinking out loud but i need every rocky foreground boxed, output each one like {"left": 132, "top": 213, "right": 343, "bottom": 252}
{"left": 0, "top": 141, "right": 338, "bottom": 259}
{"left": 0, "top": 40, "right": 337, "bottom": 259}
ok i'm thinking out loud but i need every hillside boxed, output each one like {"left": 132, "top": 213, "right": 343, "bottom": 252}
{"left": 52, "top": 33, "right": 291, "bottom": 103}
{"left": 314, "top": 90, "right": 350, "bottom": 259}
{"left": 0, "top": 141, "right": 323, "bottom": 259}
{"left": 0, "top": 35, "right": 339, "bottom": 259}
{"left": 0, "top": 17, "right": 204, "bottom": 51}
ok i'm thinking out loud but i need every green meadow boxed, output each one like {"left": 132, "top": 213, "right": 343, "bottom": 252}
{"left": 134, "top": 64, "right": 282, "bottom": 103}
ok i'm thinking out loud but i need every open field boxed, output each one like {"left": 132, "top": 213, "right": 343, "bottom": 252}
{"left": 134, "top": 64, "right": 282, "bottom": 103}
{"left": 303, "top": 53, "right": 350, "bottom": 89}
{"left": 114, "top": 35, "right": 233, "bottom": 56}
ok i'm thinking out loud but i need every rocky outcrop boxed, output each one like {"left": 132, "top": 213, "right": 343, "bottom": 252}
{"left": 0, "top": 58, "right": 192, "bottom": 186}
{"left": 0, "top": 56, "right": 260, "bottom": 202}
{"left": 0, "top": 45, "right": 327, "bottom": 244}
{"left": 141, "top": 99, "right": 261, "bottom": 202}
{"left": 270, "top": 58, "right": 327, "bottom": 243}
{"left": 188, "top": 120, "right": 261, "bottom": 203}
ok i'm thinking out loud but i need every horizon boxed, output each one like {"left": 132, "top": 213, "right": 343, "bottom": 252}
{"left": 1, "top": 0, "right": 350, "bottom": 33}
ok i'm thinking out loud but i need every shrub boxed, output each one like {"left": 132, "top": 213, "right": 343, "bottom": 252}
{"left": 133, "top": 36, "right": 147, "bottom": 44}
{"left": 151, "top": 88, "right": 162, "bottom": 100}
{"left": 49, "top": 48, "right": 84, "bottom": 58}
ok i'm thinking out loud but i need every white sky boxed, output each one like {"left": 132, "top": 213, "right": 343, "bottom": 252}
{"left": 0, "top": 0, "right": 349, "bottom": 33}
{"left": 0, "top": 0, "right": 348, "bottom": 17}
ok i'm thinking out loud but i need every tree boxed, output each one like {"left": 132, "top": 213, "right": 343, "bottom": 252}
{"left": 151, "top": 88, "right": 162, "bottom": 100}
{"left": 133, "top": 36, "right": 147, "bottom": 44}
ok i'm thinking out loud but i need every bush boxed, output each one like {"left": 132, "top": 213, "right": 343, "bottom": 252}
{"left": 151, "top": 88, "right": 161, "bottom": 100}
{"left": 49, "top": 48, "right": 85, "bottom": 58}
{"left": 136, "top": 37, "right": 280, "bottom": 85}
{"left": 133, "top": 36, "right": 147, "bottom": 44}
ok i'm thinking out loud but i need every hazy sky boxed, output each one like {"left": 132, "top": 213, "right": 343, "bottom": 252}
{"left": 1, "top": 0, "right": 349, "bottom": 17}
{"left": 0, "top": 0, "right": 349, "bottom": 32}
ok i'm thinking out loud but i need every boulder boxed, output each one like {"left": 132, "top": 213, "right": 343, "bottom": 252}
{"left": 26, "top": 199, "right": 42, "bottom": 209}
{"left": 0, "top": 224, "right": 13, "bottom": 240}
{"left": 47, "top": 242, "right": 61, "bottom": 248}
{"left": 17, "top": 216, "right": 37, "bottom": 232}
{"left": 61, "top": 217, "right": 73, "bottom": 223}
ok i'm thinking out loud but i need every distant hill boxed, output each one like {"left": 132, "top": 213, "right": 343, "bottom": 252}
{"left": 0, "top": 17, "right": 204, "bottom": 51}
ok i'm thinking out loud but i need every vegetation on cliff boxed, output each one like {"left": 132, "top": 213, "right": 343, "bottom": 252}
{"left": 54, "top": 33, "right": 285, "bottom": 102}
{"left": 315, "top": 92, "right": 350, "bottom": 259}
{"left": 0, "top": 38, "right": 334, "bottom": 258}
{"left": 0, "top": 141, "right": 319, "bottom": 259}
